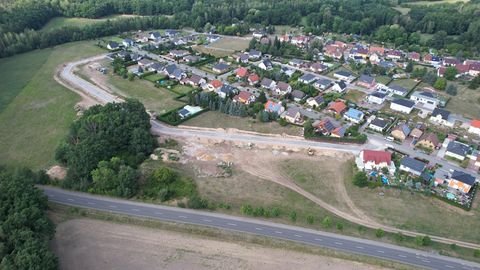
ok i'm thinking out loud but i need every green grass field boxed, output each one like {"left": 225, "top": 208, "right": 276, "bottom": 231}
{"left": 446, "top": 83, "right": 480, "bottom": 119}
{"left": 107, "top": 76, "right": 184, "bottom": 114}
{"left": 375, "top": 76, "right": 392, "bottom": 85}
{"left": 388, "top": 79, "right": 418, "bottom": 90}
{"left": 170, "top": 84, "right": 194, "bottom": 95}
{"left": 0, "top": 41, "right": 104, "bottom": 169}
{"left": 41, "top": 15, "right": 140, "bottom": 31}
{"left": 344, "top": 89, "right": 366, "bottom": 103}
{"left": 182, "top": 111, "right": 303, "bottom": 136}
{"left": 144, "top": 74, "right": 167, "bottom": 83}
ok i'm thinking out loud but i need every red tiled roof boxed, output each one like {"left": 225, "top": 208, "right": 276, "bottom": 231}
{"left": 328, "top": 101, "right": 347, "bottom": 114}
{"left": 237, "top": 91, "right": 253, "bottom": 100}
{"left": 236, "top": 67, "right": 249, "bottom": 77}
{"left": 248, "top": 73, "right": 260, "bottom": 82}
{"left": 210, "top": 80, "right": 223, "bottom": 88}
{"left": 471, "top": 120, "right": 480, "bottom": 128}
{"left": 363, "top": 150, "right": 391, "bottom": 165}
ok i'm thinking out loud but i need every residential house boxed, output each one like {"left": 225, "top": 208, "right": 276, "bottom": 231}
{"left": 410, "top": 91, "right": 440, "bottom": 111}
{"left": 183, "top": 74, "right": 205, "bottom": 87}
{"left": 469, "top": 63, "right": 480, "bottom": 77}
{"left": 445, "top": 141, "right": 470, "bottom": 161}
{"left": 169, "top": 50, "right": 189, "bottom": 58}
{"left": 149, "top": 62, "right": 165, "bottom": 73}
{"left": 424, "top": 54, "right": 441, "bottom": 66}
{"left": 331, "top": 126, "right": 347, "bottom": 138}
{"left": 281, "top": 66, "right": 295, "bottom": 77}
{"left": 264, "top": 100, "right": 285, "bottom": 114}
{"left": 344, "top": 108, "right": 364, "bottom": 124}
{"left": 327, "top": 101, "right": 347, "bottom": 115}
{"left": 212, "top": 62, "right": 230, "bottom": 73}
{"left": 369, "top": 118, "right": 389, "bottom": 132}
{"left": 356, "top": 150, "right": 396, "bottom": 174}
{"left": 324, "top": 44, "right": 345, "bottom": 59}
{"left": 313, "top": 118, "right": 337, "bottom": 135}
{"left": 369, "top": 53, "right": 381, "bottom": 64}
{"left": 391, "top": 123, "right": 411, "bottom": 141}
{"left": 356, "top": 75, "right": 376, "bottom": 89}
{"left": 407, "top": 52, "right": 421, "bottom": 62}
{"left": 138, "top": 59, "right": 155, "bottom": 69}
{"left": 310, "top": 62, "right": 327, "bottom": 73}
{"left": 236, "top": 67, "right": 249, "bottom": 78}
{"left": 334, "top": 70, "right": 355, "bottom": 83}
{"left": 448, "top": 170, "right": 476, "bottom": 193}
{"left": 149, "top": 32, "right": 161, "bottom": 40}
{"left": 369, "top": 46, "right": 385, "bottom": 56}
{"left": 122, "top": 38, "right": 134, "bottom": 47}
{"left": 206, "top": 34, "right": 220, "bottom": 43}
{"left": 313, "top": 79, "right": 332, "bottom": 90}
{"left": 183, "top": 55, "right": 200, "bottom": 64}
{"left": 378, "top": 60, "right": 396, "bottom": 70}
{"left": 282, "top": 107, "right": 302, "bottom": 124}
{"left": 429, "top": 108, "right": 453, "bottom": 127}
{"left": 387, "top": 84, "right": 408, "bottom": 96}
{"left": 170, "top": 68, "right": 186, "bottom": 80}
{"left": 289, "top": 59, "right": 304, "bottom": 67}
{"left": 332, "top": 80, "right": 348, "bottom": 94}
{"left": 248, "top": 73, "right": 260, "bottom": 85}
{"left": 399, "top": 157, "right": 427, "bottom": 176}
{"left": 249, "top": 49, "right": 262, "bottom": 59}
{"left": 165, "top": 29, "right": 180, "bottom": 37}
{"left": 178, "top": 105, "right": 202, "bottom": 119}
{"left": 275, "top": 82, "right": 292, "bottom": 96}
{"left": 390, "top": 99, "right": 415, "bottom": 114}
{"left": 217, "top": 84, "right": 238, "bottom": 99}
{"left": 416, "top": 133, "right": 440, "bottom": 150}
{"left": 367, "top": 91, "right": 387, "bottom": 104}
{"left": 410, "top": 127, "right": 424, "bottom": 139}
{"left": 252, "top": 30, "right": 266, "bottom": 39}
{"left": 306, "top": 95, "right": 325, "bottom": 108}
{"left": 291, "top": 90, "right": 305, "bottom": 102}
{"left": 298, "top": 73, "right": 317, "bottom": 84}
{"left": 468, "top": 119, "right": 480, "bottom": 136}
{"left": 258, "top": 59, "right": 273, "bottom": 70}
{"left": 207, "top": 79, "right": 223, "bottom": 92}
{"left": 386, "top": 50, "right": 402, "bottom": 60}
{"left": 107, "top": 41, "right": 120, "bottom": 50}
{"left": 443, "top": 57, "right": 461, "bottom": 67}
{"left": 233, "top": 91, "right": 256, "bottom": 105}
{"left": 260, "top": 78, "right": 276, "bottom": 90}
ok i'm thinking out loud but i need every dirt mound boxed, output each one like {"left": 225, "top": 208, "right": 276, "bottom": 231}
{"left": 47, "top": 165, "right": 67, "bottom": 180}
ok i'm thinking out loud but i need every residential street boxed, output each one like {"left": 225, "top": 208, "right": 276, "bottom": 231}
{"left": 42, "top": 186, "right": 480, "bottom": 270}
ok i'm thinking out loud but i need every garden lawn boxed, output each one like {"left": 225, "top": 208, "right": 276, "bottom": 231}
{"left": 0, "top": 41, "right": 104, "bottom": 169}
{"left": 171, "top": 85, "right": 194, "bottom": 95}
{"left": 375, "top": 76, "right": 392, "bottom": 85}
{"left": 344, "top": 89, "right": 366, "bottom": 103}
{"left": 144, "top": 74, "right": 167, "bottom": 83}
{"left": 388, "top": 79, "right": 418, "bottom": 90}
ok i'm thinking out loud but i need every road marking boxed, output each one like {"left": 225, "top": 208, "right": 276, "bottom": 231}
{"left": 445, "top": 265, "right": 454, "bottom": 269}
{"left": 315, "top": 238, "right": 323, "bottom": 241}
{"left": 355, "top": 246, "right": 364, "bottom": 249}
{"left": 67, "top": 198, "right": 74, "bottom": 202}
{"left": 179, "top": 215, "right": 187, "bottom": 219}
{"left": 398, "top": 255, "right": 407, "bottom": 258}
{"left": 275, "top": 231, "right": 283, "bottom": 234}
{"left": 131, "top": 208, "right": 140, "bottom": 212}
{"left": 203, "top": 219, "right": 212, "bottom": 222}
{"left": 294, "top": 234, "right": 302, "bottom": 238}
{"left": 155, "top": 212, "right": 163, "bottom": 215}
{"left": 109, "top": 205, "right": 117, "bottom": 208}
{"left": 87, "top": 202, "right": 95, "bottom": 205}
{"left": 255, "top": 227, "right": 263, "bottom": 231}
{"left": 422, "top": 260, "right": 430, "bottom": 263}
{"left": 376, "top": 250, "right": 385, "bottom": 253}
{"left": 227, "top": 223, "right": 237, "bottom": 226}
{"left": 334, "top": 242, "right": 343, "bottom": 245}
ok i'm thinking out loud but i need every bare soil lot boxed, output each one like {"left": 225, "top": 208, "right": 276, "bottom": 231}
{"left": 52, "top": 218, "right": 384, "bottom": 270}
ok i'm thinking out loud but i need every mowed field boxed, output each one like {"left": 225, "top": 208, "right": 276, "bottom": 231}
{"left": 0, "top": 41, "right": 104, "bottom": 169}
{"left": 52, "top": 218, "right": 385, "bottom": 270}
{"left": 182, "top": 111, "right": 303, "bottom": 136}
{"left": 446, "top": 83, "right": 480, "bottom": 119}
{"left": 41, "top": 15, "right": 140, "bottom": 31}
{"left": 285, "top": 158, "right": 480, "bottom": 243}
{"left": 193, "top": 36, "right": 251, "bottom": 57}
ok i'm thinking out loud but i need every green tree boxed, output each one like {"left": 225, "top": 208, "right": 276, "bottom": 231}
{"left": 303, "top": 120, "right": 314, "bottom": 137}
{"left": 444, "top": 67, "right": 457, "bottom": 81}
{"left": 91, "top": 157, "right": 138, "bottom": 197}
{"left": 322, "top": 216, "right": 332, "bottom": 228}
{"left": 353, "top": 171, "right": 368, "bottom": 187}
{"left": 289, "top": 211, "right": 297, "bottom": 222}
{"left": 306, "top": 215, "right": 315, "bottom": 224}
{"left": 434, "top": 77, "right": 447, "bottom": 91}
{"left": 415, "top": 235, "right": 432, "bottom": 246}
{"left": 257, "top": 92, "right": 267, "bottom": 103}
{"left": 128, "top": 72, "right": 135, "bottom": 81}
{"left": 336, "top": 223, "right": 344, "bottom": 230}
{"left": 446, "top": 84, "right": 458, "bottom": 96}
{"left": 405, "top": 61, "right": 413, "bottom": 73}
{"left": 375, "top": 228, "right": 385, "bottom": 238}
{"left": 469, "top": 76, "right": 480, "bottom": 90}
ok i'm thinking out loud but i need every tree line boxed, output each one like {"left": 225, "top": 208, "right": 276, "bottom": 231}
{"left": 0, "top": 166, "right": 57, "bottom": 269}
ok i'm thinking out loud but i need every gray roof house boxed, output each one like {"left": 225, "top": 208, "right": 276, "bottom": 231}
{"left": 291, "top": 90, "right": 306, "bottom": 101}
{"left": 212, "top": 62, "right": 230, "bottom": 73}
{"left": 369, "top": 118, "right": 389, "bottom": 132}
{"left": 260, "top": 78, "right": 276, "bottom": 89}
{"left": 399, "top": 157, "right": 426, "bottom": 176}
{"left": 298, "top": 73, "right": 317, "bottom": 84}
{"left": 314, "top": 78, "right": 332, "bottom": 90}
{"left": 431, "top": 108, "right": 450, "bottom": 120}
{"left": 450, "top": 170, "right": 476, "bottom": 189}
{"left": 388, "top": 84, "right": 408, "bottom": 96}
{"left": 445, "top": 141, "right": 470, "bottom": 161}
{"left": 164, "top": 64, "right": 178, "bottom": 75}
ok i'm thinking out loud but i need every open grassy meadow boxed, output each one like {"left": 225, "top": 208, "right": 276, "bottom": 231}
{"left": 388, "top": 79, "right": 419, "bottom": 90}
{"left": 446, "top": 83, "right": 480, "bottom": 119}
{"left": 182, "top": 111, "right": 303, "bottom": 136}
{"left": 0, "top": 41, "right": 104, "bottom": 169}
{"left": 344, "top": 89, "right": 366, "bottom": 103}
{"left": 41, "top": 15, "right": 140, "bottom": 31}
{"left": 107, "top": 76, "right": 185, "bottom": 113}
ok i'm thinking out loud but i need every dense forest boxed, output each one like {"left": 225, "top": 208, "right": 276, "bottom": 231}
{"left": 0, "top": 0, "right": 479, "bottom": 57}
{"left": 0, "top": 167, "right": 57, "bottom": 269}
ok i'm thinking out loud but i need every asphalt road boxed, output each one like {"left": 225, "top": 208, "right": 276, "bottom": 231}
{"left": 43, "top": 186, "right": 480, "bottom": 270}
